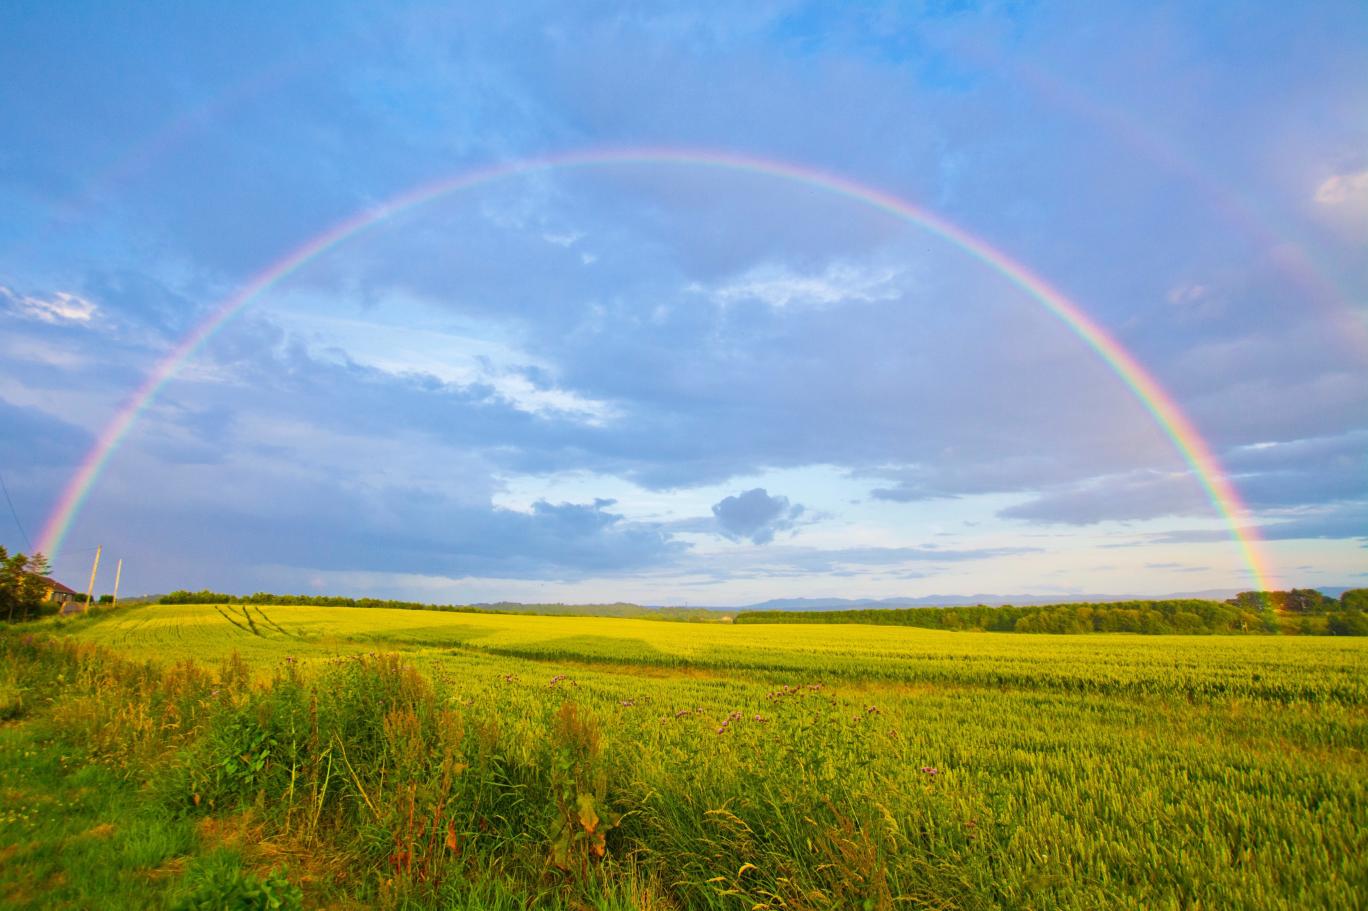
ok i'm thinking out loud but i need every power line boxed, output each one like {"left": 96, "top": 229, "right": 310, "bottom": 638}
{"left": 0, "top": 471, "right": 32, "bottom": 552}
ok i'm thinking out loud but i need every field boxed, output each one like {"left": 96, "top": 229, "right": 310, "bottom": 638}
{"left": 3, "top": 603, "right": 1366, "bottom": 909}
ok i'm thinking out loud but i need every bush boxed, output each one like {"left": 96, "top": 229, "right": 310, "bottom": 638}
{"left": 172, "top": 857, "right": 302, "bottom": 911}
{"left": 0, "top": 679, "right": 23, "bottom": 721}
{"left": 1328, "top": 611, "right": 1368, "bottom": 636}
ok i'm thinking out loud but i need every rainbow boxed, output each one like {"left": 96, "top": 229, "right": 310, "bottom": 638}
{"left": 36, "top": 148, "right": 1279, "bottom": 591}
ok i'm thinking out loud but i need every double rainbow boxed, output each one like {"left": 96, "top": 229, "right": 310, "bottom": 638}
{"left": 36, "top": 148, "right": 1277, "bottom": 591}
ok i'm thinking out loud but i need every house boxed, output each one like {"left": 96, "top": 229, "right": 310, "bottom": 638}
{"left": 40, "top": 577, "right": 79, "bottom": 609}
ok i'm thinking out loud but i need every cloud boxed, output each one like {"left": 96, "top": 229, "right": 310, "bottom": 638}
{"left": 1147, "top": 502, "right": 1368, "bottom": 545}
{"left": 668, "top": 542, "right": 1042, "bottom": 581}
{"left": 1224, "top": 431, "right": 1368, "bottom": 508}
{"left": 998, "top": 471, "right": 1209, "bottom": 525}
{"left": 986, "top": 428, "right": 1368, "bottom": 526}
{"left": 1, "top": 285, "right": 97, "bottom": 324}
{"left": 1314, "top": 169, "right": 1368, "bottom": 206}
{"left": 701, "top": 261, "right": 905, "bottom": 310}
{"left": 1164, "top": 282, "right": 1224, "bottom": 321}
{"left": 0, "top": 396, "right": 93, "bottom": 467}
{"left": 866, "top": 451, "right": 1128, "bottom": 504}
{"left": 93, "top": 470, "right": 687, "bottom": 581}
{"left": 711, "top": 488, "right": 804, "bottom": 544}
{"left": 5, "top": 1, "right": 1367, "bottom": 597}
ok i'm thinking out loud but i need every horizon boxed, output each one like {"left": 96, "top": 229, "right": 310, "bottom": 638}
{"left": 82, "top": 583, "right": 1362, "bottom": 612}
{"left": 2, "top": 4, "right": 1365, "bottom": 602}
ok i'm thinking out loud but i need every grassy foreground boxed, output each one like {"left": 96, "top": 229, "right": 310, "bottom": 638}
{"left": 2, "top": 603, "right": 1365, "bottom": 909}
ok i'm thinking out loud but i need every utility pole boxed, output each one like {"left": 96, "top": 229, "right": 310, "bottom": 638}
{"left": 84, "top": 545, "right": 101, "bottom": 612}
{"left": 112, "top": 558, "right": 123, "bottom": 609}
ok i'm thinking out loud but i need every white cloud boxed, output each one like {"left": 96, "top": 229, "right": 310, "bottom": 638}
{"left": 698, "top": 261, "right": 904, "bottom": 310}
{"left": 1, "top": 285, "right": 98, "bottom": 324}
{"left": 1313, "top": 169, "right": 1368, "bottom": 206}
{"left": 1165, "top": 282, "right": 1223, "bottom": 321}
{"left": 542, "top": 229, "right": 583, "bottom": 247}
{"left": 267, "top": 310, "right": 620, "bottom": 425}
{"left": 1166, "top": 283, "right": 1208, "bottom": 305}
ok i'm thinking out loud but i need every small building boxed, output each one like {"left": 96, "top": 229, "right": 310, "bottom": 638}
{"left": 40, "top": 577, "right": 79, "bottom": 608}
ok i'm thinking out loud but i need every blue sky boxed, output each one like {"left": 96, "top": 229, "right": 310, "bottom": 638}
{"left": 1, "top": 1, "right": 1364, "bottom": 603}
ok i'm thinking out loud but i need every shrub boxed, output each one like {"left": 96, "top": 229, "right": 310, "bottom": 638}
{"left": 171, "top": 858, "right": 302, "bottom": 911}
{"left": 1328, "top": 611, "right": 1368, "bottom": 636}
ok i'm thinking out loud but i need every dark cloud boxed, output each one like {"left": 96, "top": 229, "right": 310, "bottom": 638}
{"left": 994, "top": 431, "right": 1368, "bottom": 526}
{"left": 93, "top": 478, "right": 685, "bottom": 582}
{"left": 676, "top": 543, "right": 1042, "bottom": 581}
{"left": 0, "top": 396, "right": 92, "bottom": 468}
{"left": 1147, "top": 502, "right": 1368, "bottom": 546}
{"left": 998, "top": 471, "right": 1210, "bottom": 525}
{"left": 711, "top": 488, "right": 804, "bottom": 544}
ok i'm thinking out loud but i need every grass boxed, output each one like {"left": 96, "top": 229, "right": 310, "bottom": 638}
{"left": 1, "top": 603, "right": 1364, "bottom": 909}
{"left": 0, "top": 718, "right": 209, "bottom": 907}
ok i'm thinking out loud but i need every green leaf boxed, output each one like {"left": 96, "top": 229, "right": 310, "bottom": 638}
{"left": 577, "top": 792, "right": 599, "bottom": 834}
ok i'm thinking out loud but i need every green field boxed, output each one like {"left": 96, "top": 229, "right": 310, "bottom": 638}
{"left": 4, "top": 603, "right": 1366, "bottom": 909}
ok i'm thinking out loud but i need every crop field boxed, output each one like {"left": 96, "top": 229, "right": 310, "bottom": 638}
{"left": 4, "top": 603, "right": 1366, "bottom": 909}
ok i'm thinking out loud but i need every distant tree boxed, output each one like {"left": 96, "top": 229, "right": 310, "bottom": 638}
{"left": 1340, "top": 589, "right": 1368, "bottom": 612}
{"left": 1328, "top": 611, "right": 1368, "bottom": 636}
{"left": 1230, "top": 591, "right": 1272, "bottom": 611}
{"left": 1171, "top": 611, "right": 1204, "bottom": 632}
{"left": 1285, "top": 589, "right": 1331, "bottom": 613}
{"left": 1, "top": 546, "right": 53, "bottom": 623}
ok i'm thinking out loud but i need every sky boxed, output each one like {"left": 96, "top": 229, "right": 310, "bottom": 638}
{"left": 1, "top": 1, "right": 1365, "bottom": 605}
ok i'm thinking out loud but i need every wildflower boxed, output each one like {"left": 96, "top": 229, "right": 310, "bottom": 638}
{"left": 920, "top": 766, "right": 939, "bottom": 776}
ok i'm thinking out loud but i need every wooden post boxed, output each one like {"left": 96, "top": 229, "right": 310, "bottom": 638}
{"left": 84, "top": 545, "right": 101, "bottom": 612}
{"left": 112, "top": 558, "right": 123, "bottom": 609}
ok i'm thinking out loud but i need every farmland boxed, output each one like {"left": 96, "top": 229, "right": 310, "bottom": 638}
{"left": 3, "top": 603, "right": 1366, "bottom": 909}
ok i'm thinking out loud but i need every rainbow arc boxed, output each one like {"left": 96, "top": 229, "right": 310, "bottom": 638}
{"left": 36, "top": 148, "right": 1278, "bottom": 591}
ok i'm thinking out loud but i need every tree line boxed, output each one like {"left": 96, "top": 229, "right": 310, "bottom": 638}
{"left": 735, "top": 590, "right": 1368, "bottom": 635}
{"left": 155, "top": 590, "right": 722, "bottom": 622}
{"left": 157, "top": 589, "right": 499, "bottom": 614}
